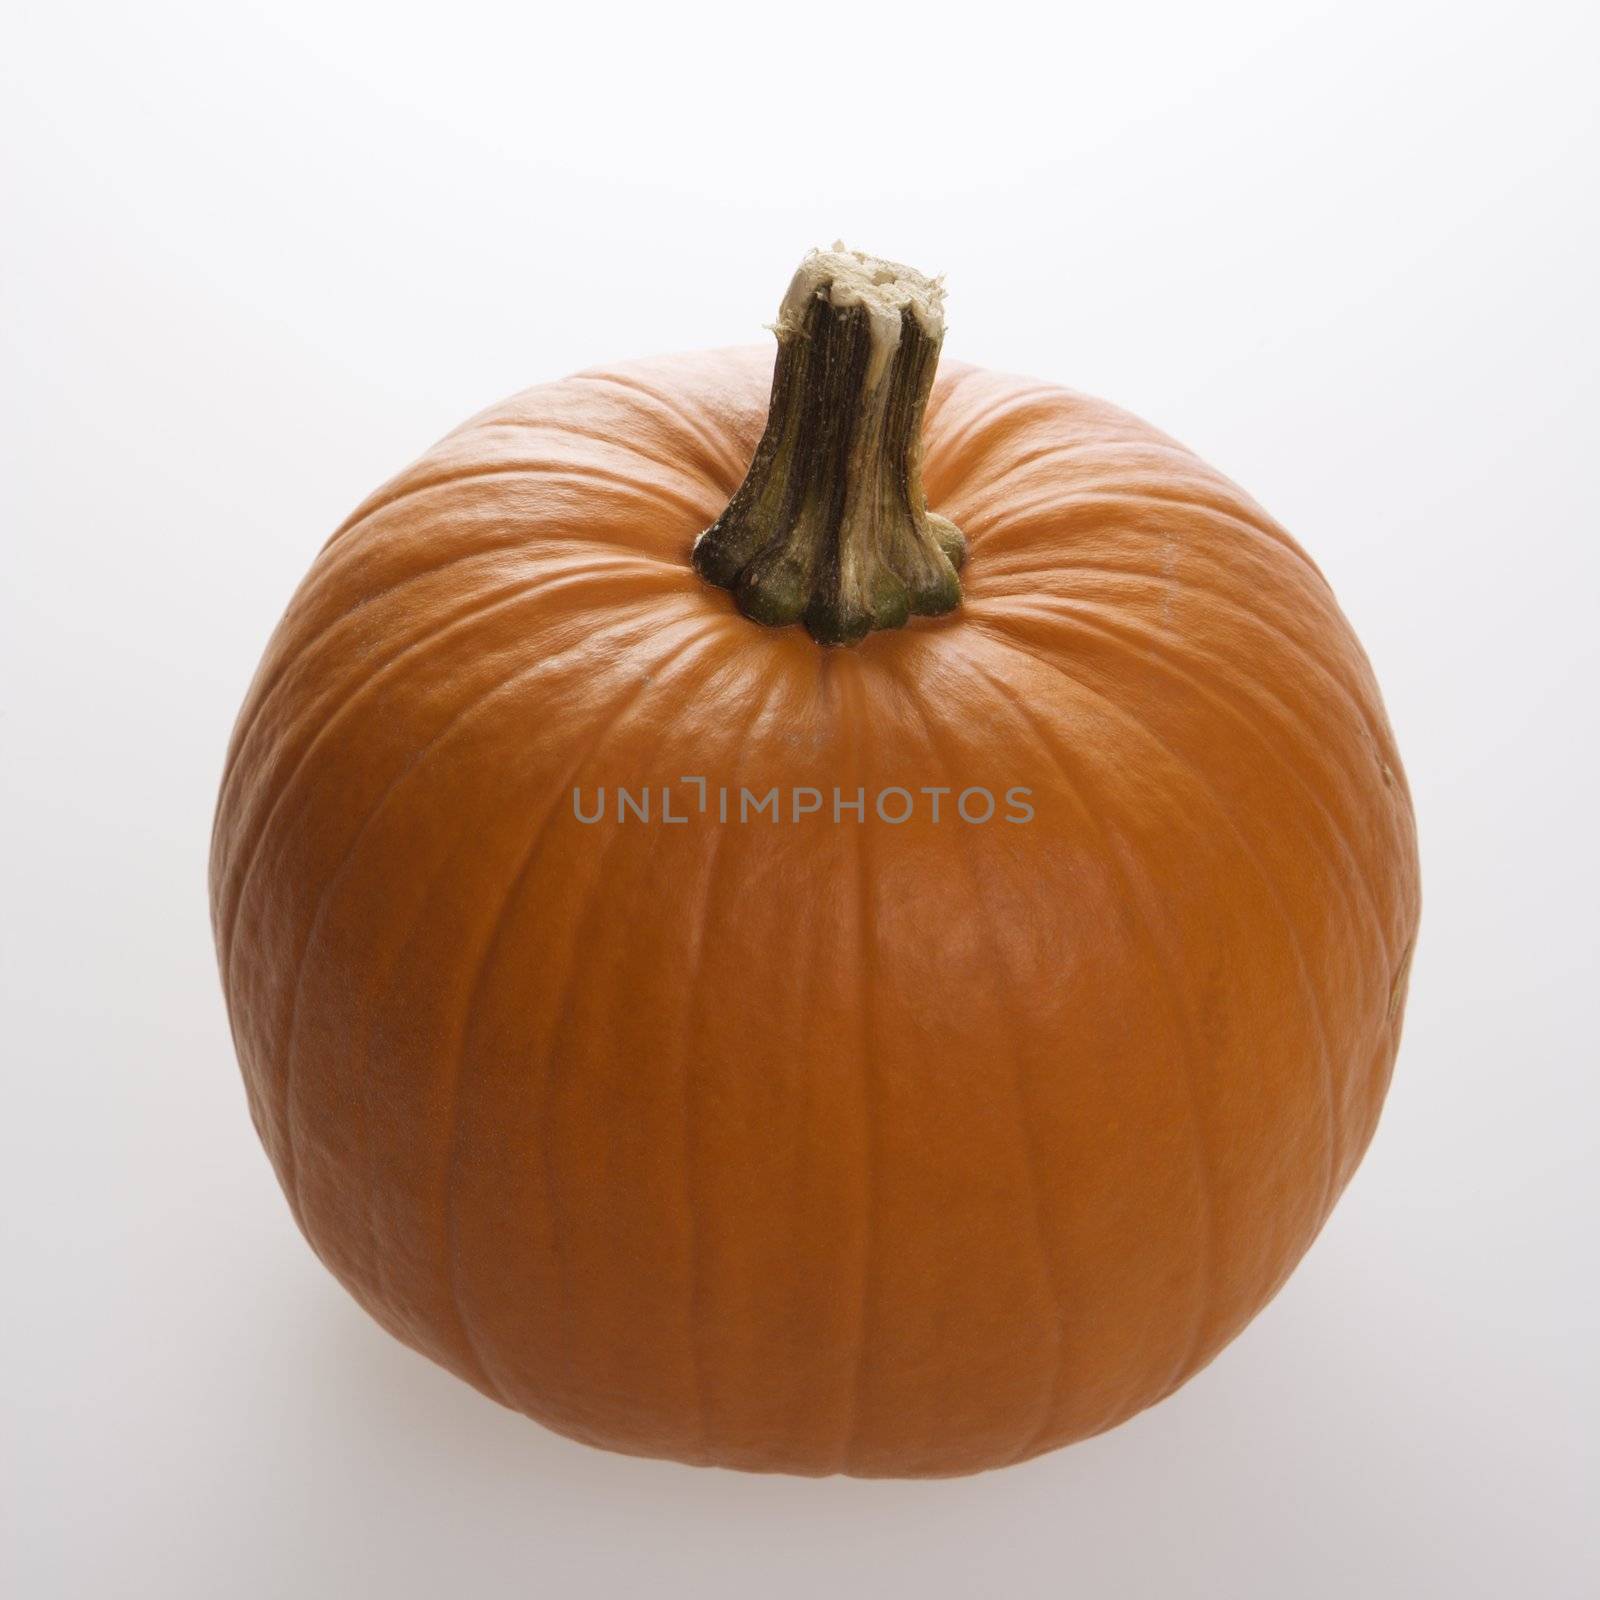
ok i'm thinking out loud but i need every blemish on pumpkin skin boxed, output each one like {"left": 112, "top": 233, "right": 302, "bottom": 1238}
{"left": 1157, "top": 536, "right": 1181, "bottom": 629}
{"left": 1388, "top": 938, "right": 1415, "bottom": 1024}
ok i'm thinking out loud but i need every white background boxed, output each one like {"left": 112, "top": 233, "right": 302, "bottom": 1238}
{"left": 4, "top": 2, "right": 1596, "bottom": 1595}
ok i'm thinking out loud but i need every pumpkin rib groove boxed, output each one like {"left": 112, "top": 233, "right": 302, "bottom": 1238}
{"left": 323, "top": 460, "right": 697, "bottom": 556}
{"left": 787, "top": 711, "right": 832, "bottom": 1464}
{"left": 218, "top": 554, "right": 637, "bottom": 915}
{"left": 970, "top": 625, "right": 1344, "bottom": 1275}
{"left": 951, "top": 434, "right": 1229, "bottom": 488}
{"left": 968, "top": 558, "right": 1351, "bottom": 691}
{"left": 547, "top": 631, "right": 752, "bottom": 1449}
{"left": 924, "top": 382, "right": 1083, "bottom": 466}
{"left": 891, "top": 656, "right": 1066, "bottom": 1466}
{"left": 966, "top": 601, "right": 1395, "bottom": 1203}
{"left": 964, "top": 557, "right": 1362, "bottom": 722}
{"left": 217, "top": 549, "right": 676, "bottom": 828}
{"left": 323, "top": 460, "right": 717, "bottom": 557}
{"left": 921, "top": 360, "right": 981, "bottom": 433}
{"left": 319, "top": 518, "right": 687, "bottom": 595}
{"left": 965, "top": 561, "right": 1386, "bottom": 795}
{"left": 271, "top": 705, "right": 486, "bottom": 1249}
{"left": 512, "top": 625, "right": 738, "bottom": 1431}
{"left": 942, "top": 379, "right": 1183, "bottom": 451}
{"left": 968, "top": 548, "right": 1335, "bottom": 630}
{"left": 947, "top": 644, "right": 1218, "bottom": 1453}
{"left": 948, "top": 449, "right": 1235, "bottom": 527}
{"left": 218, "top": 574, "right": 686, "bottom": 981}
{"left": 1083, "top": 593, "right": 1404, "bottom": 988}
{"left": 219, "top": 545, "right": 665, "bottom": 799}
{"left": 452, "top": 415, "right": 723, "bottom": 496}
{"left": 957, "top": 487, "right": 1320, "bottom": 583}
{"left": 973, "top": 599, "right": 1379, "bottom": 1190}
{"left": 575, "top": 370, "right": 752, "bottom": 494}
{"left": 966, "top": 524, "right": 1331, "bottom": 604}
{"left": 675, "top": 654, "right": 791, "bottom": 1463}
{"left": 836, "top": 662, "right": 877, "bottom": 1476}
{"left": 441, "top": 620, "right": 736, "bottom": 1417}
{"left": 974, "top": 598, "right": 1394, "bottom": 993}
{"left": 675, "top": 740, "right": 728, "bottom": 1465}
{"left": 269, "top": 601, "right": 707, "bottom": 1323}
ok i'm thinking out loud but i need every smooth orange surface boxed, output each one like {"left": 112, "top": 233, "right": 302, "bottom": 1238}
{"left": 210, "top": 348, "right": 1420, "bottom": 1476}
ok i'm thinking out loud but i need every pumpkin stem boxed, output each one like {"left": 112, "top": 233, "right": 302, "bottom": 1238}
{"left": 692, "top": 246, "right": 966, "bottom": 646}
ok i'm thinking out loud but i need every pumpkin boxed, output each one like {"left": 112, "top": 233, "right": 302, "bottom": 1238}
{"left": 211, "top": 247, "right": 1420, "bottom": 1477}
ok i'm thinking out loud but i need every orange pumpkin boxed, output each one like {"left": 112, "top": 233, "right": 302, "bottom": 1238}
{"left": 211, "top": 248, "right": 1419, "bottom": 1476}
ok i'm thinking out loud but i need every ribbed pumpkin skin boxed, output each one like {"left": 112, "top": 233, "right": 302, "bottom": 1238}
{"left": 211, "top": 347, "right": 1419, "bottom": 1476}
